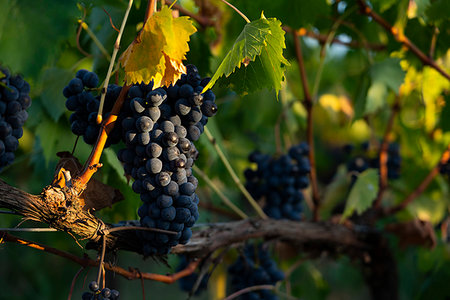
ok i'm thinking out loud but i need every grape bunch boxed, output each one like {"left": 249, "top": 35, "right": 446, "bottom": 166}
{"left": 440, "top": 158, "right": 450, "bottom": 176}
{"left": 346, "top": 141, "right": 401, "bottom": 181}
{"left": 228, "top": 244, "right": 284, "bottom": 300}
{"left": 177, "top": 255, "right": 209, "bottom": 294}
{"left": 81, "top": 281, "right": 119, "bottom": 300}
{"left": 0, "top": 66, "right": 32, "bottom": 170}
{"left": 64, "top": 69, "right": 123, "bottom": 147}
{"left": 117, "top": 64, "right": 217, "bottom": 255}
{"left": 244, "top": 142, "right": 310, "bottom": 221}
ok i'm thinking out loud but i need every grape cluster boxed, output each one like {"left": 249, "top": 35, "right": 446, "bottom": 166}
{"left": 117, "top": 65, "right": 217, "bottom": 255}
{"left": 177, "top": 255, "right": 208, "bottom": 294}
{"left": 228, "top": 244, "right": 284, "bottom": 300}
{"left": 244, "top": 143, "right": 310, "bottom": 221}
{"left": 64, "top": 69, "right": 122, "bottom": 147}
{"left": 440, "top": 158, "right": 450, "bottom": 176}
{"left": 346, "top": 142, "right": 401, "bottom": 181}
{"left": 81, "top": 281, "right": 119, "bottom": 300}
{"left": 0, "top": 66, "right": 31, "bottom": 170}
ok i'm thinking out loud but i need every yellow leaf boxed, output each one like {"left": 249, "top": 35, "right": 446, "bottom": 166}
{"left": 119, "top": 6, "right": 197, "bottom": 87}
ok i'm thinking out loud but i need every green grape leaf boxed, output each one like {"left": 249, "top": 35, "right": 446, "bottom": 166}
{"left": 203, "top": 13, "right": 289, "bottom": 98}
{"left": 39, "top": 68, "right": 74, "bottom": 122}
{"left": 353, "top": 75, "right": 371, "bottom": 120}
{"left": 104, "top": 148, "right": 127, "bottom": 183}
{"left": 426, "top": 0, "right": 450, "bottom": 25}
{"left": 341, "top": 169, "right": 379, "bottom": 221}
{"left": 369, "top": 58, "right": 406, "bottom": 92}
{"left": 0, "top": 1, "right": 77, "bottom": 77}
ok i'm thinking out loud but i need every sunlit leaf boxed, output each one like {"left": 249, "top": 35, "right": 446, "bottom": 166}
{"left": 119, "top": 5, "right": 197, "bottom": 87}
{"left": 204, "top": 13, "right": 289, "bottom": 98}
{"left": 341, "top": 169, "right": 379, "bottom": 221}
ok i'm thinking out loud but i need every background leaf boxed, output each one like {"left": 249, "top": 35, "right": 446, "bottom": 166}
{"left": 341, "top": 169, "right": 379, "bottom": 220}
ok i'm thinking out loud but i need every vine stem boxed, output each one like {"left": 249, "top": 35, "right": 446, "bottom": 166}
{"left": 224, "top": 285, "right": 276, "bottom": 300}
{"left": 0, "top": 231, "right": 201, "bottom": 283}
{"left": 192, "top": 165, "right": 248, "bottom": 219}
{"left": 373, "top": 95, "right": 401, "bottom": 209}
{"left": 96, "top": 0, "right": 133, "bottom": 124}
{"left": 218, "top": 0, "right": 250, "bottom": 23}
{"left": 74, "top": 84, "right": 131, "bottom": 188}
{"left": 144, "top": 0, "right": 157, "bottom": 25}
{"left": 292, "top": 31, "right": 320, "bottom": 221}
{"left": 384, "top": 143, "right": 450, "bottom": 215}
{"left": 357, "top": 0, "right": 450, "bottom": 81}
{"left": 204, "top": 127, "right": 268, "bottom": 219}
{"left": 67, "top": 267, "right": 85, "bottom": 300}
{"left": 78, "top": 20, "right": 112, "bottom": 60}
{"left": 0, "top": 227, "right": 58, "bottom": 232}
{"left": 96, "top": 235, "right": 107, "bottom": 285}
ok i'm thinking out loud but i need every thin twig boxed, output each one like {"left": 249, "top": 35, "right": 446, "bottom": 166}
{"left": 384, "top": 144, "right": 450, "bottom": 215}
{"left": 283, "top": 26, "right": 386, "bottom": 51}
{"left": 164, "top": 0, "right": 214, "bottom": 27}
{"left": 96, "top": 235, "right": 107, "bottom": 285}
{"left": 76, "top": 19, "right": 92, "bottom": 58}
{"left": 224, "top": 285, "right": 276, "bottom": 300}
{"left": 78, "top": 20, "right": 112, "bottom": 60}
{"left": 193, "top": 165, "right": 248, "bottom": 219}
{"left": 218, "top": 0, "right": 250, "bottom": 23}
{"left": 97, "top": 0, "right": 133, "bottom": 123}
{"left": 373, "top": 95, "right": 401, "bottom": 208}
{"left": 1, "top": 231, "right": 202, "bottom": 283}
{"left": 204, "top": 127, "right": 268, "bottom": 219}
{"left": 102, "top": 8, "right": 120, "bottom": 33}
{"left": 0, "top": 210, "right": 21, "bottom": 215}
{"left": 292, "top": 31, "right": 320, "bottom": 221}
{"left": 429, "top": 27, "right": 439, "bottom": 59}
{"left": 106, "top": 225, "right": 177, "bottom": 235}
{"left": 67, "top": 267, "right": 85, "bottom": 300}
{"left": 0, "top": 227, "right": 58, "bottom": 232}
{"left": 357, "top": 0, "right": 450, "bottom": 81}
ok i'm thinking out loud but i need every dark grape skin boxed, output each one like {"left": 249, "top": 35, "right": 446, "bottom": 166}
{"left": 245, "top": 143, "right": 310, "bottom": 221}
{"left": 112, "top": 65, "right": 217, "bottom": 255}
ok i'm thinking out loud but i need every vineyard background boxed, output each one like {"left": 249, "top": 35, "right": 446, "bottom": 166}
{"left": 0, "top": 0, "right": 449, "bottom": 299}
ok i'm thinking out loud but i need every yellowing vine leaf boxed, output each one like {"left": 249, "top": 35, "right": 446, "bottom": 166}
{"left": 119, "top": 6, "right": 196, "bottom": 87}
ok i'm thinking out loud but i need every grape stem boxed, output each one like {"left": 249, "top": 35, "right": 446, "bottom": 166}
{"left": 192, "top": 165, "right": 248, "bottom": 219}
{"left": 357, "top": 0, "right": 450, "bottom": 81}
{"left": 218, "top": 0, "right": 250, "bottom": 23}
{"left": 97, "top": 0, "right": 134, "bottom": 123}
{"left": 204, "top": 127, "right": 268, "bottom": 219}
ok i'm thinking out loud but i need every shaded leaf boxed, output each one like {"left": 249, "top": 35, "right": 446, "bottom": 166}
{"left": 54, "top": 152, "right": 123, "bottom": 211}
{"left": 120, "top": 5, "right": 196, "bottom": 87}
{"left": 341, "top": 169, "right": 379, "bottom": 220}
{"left": 103, "top": 148, "right": 127, "bottom": 183}
{"left": 353, "top": 74, "right": 371, "bottom": 120}
{"left": 0, "top": 1, "right": 77, "bottom": 77}
{"left": 39, "top": 68, "right": 73, "bottom": 122}
{"left": 385, "top": 219, "right": 436, "bottom": 249}
{"left": 370, "top": 58, "right": 405, "bottom": 92}
{"left": 204, "top": 14, "right": 289, "bottom": 98}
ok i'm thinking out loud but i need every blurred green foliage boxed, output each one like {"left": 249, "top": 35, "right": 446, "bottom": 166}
{"left": 0, "top": 0, "right": 449, "bottom": 299}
